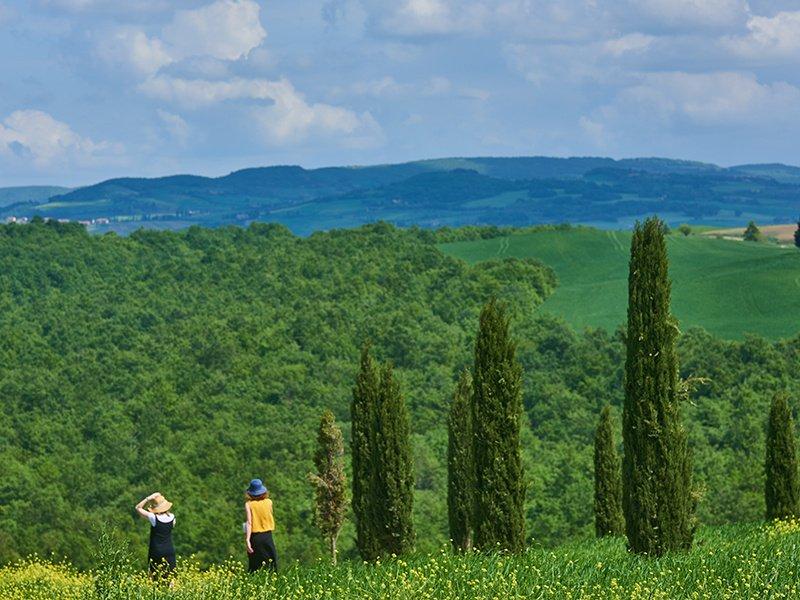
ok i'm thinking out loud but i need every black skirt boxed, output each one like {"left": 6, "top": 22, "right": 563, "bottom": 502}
{"left": 248, "top": 530, "right": 278, "bottom": 573}
{"left": 148, "top": 552, "right": 176, "bottom": 579}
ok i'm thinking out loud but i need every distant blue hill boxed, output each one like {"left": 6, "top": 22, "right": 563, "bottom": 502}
{"left": 1, "top": 156, "right": 796, "bottom": 234}
{"left": 0, "top": 186, "right": 72, "bottom": 207}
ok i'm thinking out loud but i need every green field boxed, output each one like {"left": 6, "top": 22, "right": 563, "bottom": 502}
{"left": 3, "top": 522, "right": 799, "bottom": 599}
{"left": 441, "top": 228, "right": 800, "bottom": 340}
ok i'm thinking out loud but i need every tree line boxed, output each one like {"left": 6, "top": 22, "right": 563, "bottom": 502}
{"left": 2, "top": 219, "right": 799, "bottom": 567}
{"left": 307, "top": 217, "right": 800, "bottom": 562}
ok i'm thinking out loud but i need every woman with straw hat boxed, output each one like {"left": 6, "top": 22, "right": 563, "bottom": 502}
{"left": 135, "top": 492, "right": 176, "bottom": 578}
{"left": 244, "top": 478, "right": 278, "bottom": 573}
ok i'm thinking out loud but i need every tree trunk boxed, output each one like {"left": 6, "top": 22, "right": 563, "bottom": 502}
{"left": 330, "top": 534, "right": 338, "bottom": 566}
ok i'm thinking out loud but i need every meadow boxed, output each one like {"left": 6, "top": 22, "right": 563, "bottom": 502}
{"left": 440, "top": 228, "right": 800, "bottom": 340}
{"left": 2, "top": 521, "right": 799, "bottom": 599}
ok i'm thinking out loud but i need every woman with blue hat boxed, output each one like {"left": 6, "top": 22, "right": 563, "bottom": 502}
{"left": 244, "top": 478, "right": 278, "bottom": 572}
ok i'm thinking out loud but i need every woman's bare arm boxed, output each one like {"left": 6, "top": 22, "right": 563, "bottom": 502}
{"left": 135, "top": 492, "right": 159, "bottom": 520}
{"left": 245, "top": 503, "right": 254, "bottom": 554}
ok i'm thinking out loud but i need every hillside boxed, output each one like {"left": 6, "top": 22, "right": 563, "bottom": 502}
{"left": 2, "top": 221, "right": 799, "bottom": 570}
{"left": 441, "top": 227, "right": 800, "bottom": 340}
{"left": 3, "top": 522, "right": 799, "bottom": 599}
{"left": 0, "top": 185, "right": 71, "bottom": 207}
{"left": 2, "top": 156, "right": 798, "bottom": 234}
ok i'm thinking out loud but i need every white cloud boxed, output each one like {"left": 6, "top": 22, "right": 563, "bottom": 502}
{"left": 157, "top": 109, "right": 191, "bottom": 144}
{"left": 505, "top": 42, "right": 611, "bottom": 86}
{"left": 603, "top": 33, "right": 656, "bottom": 57}
{"left": 625, "top": 0, "right": 750, "bottom": 32}
{"left": 350, "top": 75, "right": 451, "bottom": 97}
{"left": 97, "top": 27, "right": 172, "bottom": 75}
{"left": 723, "top": 11, "right": 800, "bottom": 59}
{"left": 162, "top": 0, "right": 266, "bottom": 62}
{"left": 0, "top": 110, "right": 120, "bottom": 167}
{"left": 91, "top": 0, "right": 381, "bottom": 150}
{"left": 579, "top": 116, "right": 609, "bottom": 147}
{"left": 138, "top": 75, "right": 272, "bottom": 106}
{"left": 592, "top": 71, "right": 800, "bottom": 130}
{"left": 424, "top": 76, "right": 452, "bottom": 95}
{"left": 377, "top": 0, "right": 487, "bottom": 36}
{"left": 251, "top": 85, "right": 383, "bottom": 146}
{"left": 349, "top": 76, "right": 410, "bottom": 97}
{"left": 98, "top": 0, "right": 266, "bottom": 75}
{"left": 37, "top": 0, "right": 202, "bottom": 14}
{"left": 139, "top": 76, "right": 383, "bottom": 146}
{"left": 361, "top": 0, "right": 626, "bottom": 42}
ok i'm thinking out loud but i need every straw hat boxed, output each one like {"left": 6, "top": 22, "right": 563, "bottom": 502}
{"left": 149, "top": 494, "right": 173, "bottom": 514}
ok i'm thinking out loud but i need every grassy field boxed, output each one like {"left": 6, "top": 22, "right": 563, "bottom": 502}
{"left": 440, "top": 228, "right": 800, "bottom": 340}
{"left": 703, "top": 224, "right": 797, "bottom": 244}
{"left": 3, "top": 522, "right": 799, "bottom": 599}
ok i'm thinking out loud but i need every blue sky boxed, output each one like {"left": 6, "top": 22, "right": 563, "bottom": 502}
{"left": 1, "top": 0, "right": 799, "bottom": 186}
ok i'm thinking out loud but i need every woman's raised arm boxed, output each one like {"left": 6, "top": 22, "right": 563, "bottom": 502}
{"left": 135, "top": 492, "right": 159, "bottom": 520}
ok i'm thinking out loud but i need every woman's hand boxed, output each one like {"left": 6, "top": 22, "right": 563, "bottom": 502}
{"left": 246, "top": 542, "right": 254, "bottom": 555}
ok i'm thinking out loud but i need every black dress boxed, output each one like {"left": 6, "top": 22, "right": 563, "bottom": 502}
{"left": 148, "top": 515, "right": 176, "bottom": 577}
{"left": 248, "top": 530, "right": 278, "bottom": 573}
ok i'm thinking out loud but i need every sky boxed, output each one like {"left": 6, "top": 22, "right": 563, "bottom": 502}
{"left": 1, "top": 0, "right": 800, "bottom": 186}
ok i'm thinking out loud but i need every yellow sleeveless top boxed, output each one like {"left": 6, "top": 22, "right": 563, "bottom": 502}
{"left": 248, "top": 498, "right": 275, "bottom": 533}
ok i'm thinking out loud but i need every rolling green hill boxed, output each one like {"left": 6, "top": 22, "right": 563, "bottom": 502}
{"left": 2, "top": 221, "right": 800, "bottom": 571}
{"left": 2, "top": 156, "right": 798, "bottom": 234}
{"left": 0, "top": 186, "right": 71, "bottom": 207}
{"left": 440, "top": 227, "right": 800, "bottom": 340}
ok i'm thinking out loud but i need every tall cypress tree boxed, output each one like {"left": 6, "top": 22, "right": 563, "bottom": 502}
{"left": 765, "top": 394, "right": 800, "bottom": 520}
{"left": 448, "top": 369, "right": 474, "bottom": 551}
{"left": 374, "top": 361, "right": 415, "bottom": 555}
{"left": 623, "top": 217, "right": 695, "bottom": 556}
{"left": 308, "top": 410, "right": 347, "bottom": 564}
{"left": 351, "top": 342, "right": 380, "bottom": 561}
{"left": 472, "top": 299, "right": 525, "bottom": 553}
{"left": 594, "top": 405, "right": 624, "bottom": 538}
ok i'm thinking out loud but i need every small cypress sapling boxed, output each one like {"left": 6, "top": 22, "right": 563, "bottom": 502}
{"left": 308, "top": 409, "right": 347, "bottom": 564}
{"left": 765, "top": 394, "right": 800, "bottom": 521}
{"left": 448, "top": 369, "right": 474, "bottom": 551}
{"left": 594, "top": 405, "right": 624, "bottom": 537}
{"left": 472, "top": 298, "right": 525, "bottom": 553}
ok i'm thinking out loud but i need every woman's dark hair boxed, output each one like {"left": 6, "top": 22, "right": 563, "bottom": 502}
{"left": 248, "top": 492, "right": 268, "bottom": 501}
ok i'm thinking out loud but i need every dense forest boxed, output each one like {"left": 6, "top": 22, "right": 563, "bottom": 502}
{"left": 1, "top": 220, "right": 798, "bottom": 568}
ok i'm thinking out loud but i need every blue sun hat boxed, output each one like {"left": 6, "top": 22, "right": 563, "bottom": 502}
{"left": 246, "top": 478, "right": 268, "bottom": 497}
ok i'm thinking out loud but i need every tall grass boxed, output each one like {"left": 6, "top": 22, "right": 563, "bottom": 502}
{"left": 2, "top": 522, "right": 799, "bottom": 599}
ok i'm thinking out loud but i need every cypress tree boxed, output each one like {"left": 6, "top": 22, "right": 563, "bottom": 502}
{"left": 743, "top": 220, "right": 762, "bottom": 242}
{"left": 351, "top": 342, "right": 380, "bottom": 561}
{"left": 623, "top": 217, "right": 695, "bottom": 556}
{"left": 472, "top": 299, "right": 525, "bottom": 553}
{"left": 794, "top": 218, "right": 800, "bottom": 249}
{"left": 594, "top": 405, "right": 624, "bottom": 537}
{"left": 448, "top": 369, "right": 474, "bottom": 551}
{"left": 374, "top": 361, "right": 415, "bottom": 555}
{"left": 765, "top": 394, "right": 800, "bottom": 520}
{"left": 308, "top": 410, "right": 347, "bottom": 564}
